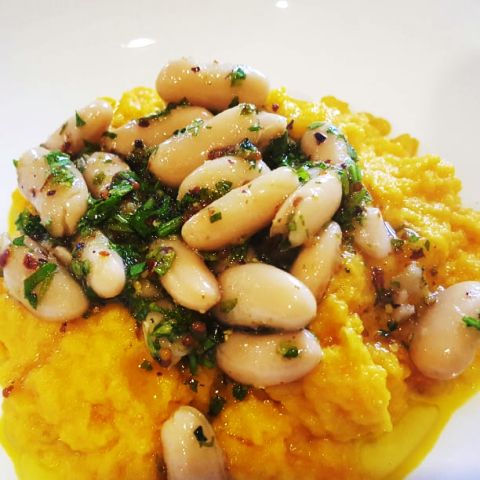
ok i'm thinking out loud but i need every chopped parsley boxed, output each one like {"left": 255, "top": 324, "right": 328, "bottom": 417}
{"left": 208, "top": 394, "right": 226, "bottom": 417}
{"left": 139, "top": 359, "right": 153, "bottom": 371}
{"left": 129, "top": 261, "right": 147, "bottom": 278}
{"left": 463, "top": 315, "right": 480, "bottom": 331}
{"left": 209, "top": 211, "right": 222, "bottom": 223}
{"left": 232, "top": 383, "right": 249, "bottom": 400}
{"left": 45, "top": 151, "right": 75, "bottom": 187}
{"left": 93, "top": 171, "right": 106, "bottom": 186}
{"left": 15, "top": 211, "right": 49, "bottom": 242}
{"left": 24, "top": 262, "right": 58, "bottom": 309}
{"left": 227, "top": 66, "right": 247, "bottom": 86}
{"left": 147, "top": 246, "right": 176, "bottom": 277}
{"left": 12, "top": 236, "right": 25, "bottom": 247}
{"left": 174, "top": 118, "right": 204, "bottom": 137}
{"left": 70, "top": 259, "right": 91, "bottom": 280}
{"left": 248, "top": 122, "right": 262, "bottom": 132}
{"left": 278, "top": 342, "right": 299, "bottom": 358}
{"left": 75, "top": 111, "right": 86, "bottom": 127}
{"left": 240, "top": 103, "right": 256, "bottom": 115}
{"left": 101, "top": 131, "right": 117, "bottom": 139}
{"left": 12, "top": 159, "right": 18, "bottom": 168}
{"left": 193, "top": 426, "right": 214, "bottom": 447}
{"left": 219, "top": 298, "right": 237, "bottom": 313}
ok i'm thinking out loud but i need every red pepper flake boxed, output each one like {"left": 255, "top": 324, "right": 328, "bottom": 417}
{"left": 208, "top": 145, "right": 236, "bottom": 160}
{"left": 99, "top": 250, "right": 110, "bottom": 257}
{"left": 138, "top": 117, "right": 150, "bottom": 128}
{"left": 292, "top": 196, "right": 304, "bottom": 208}
{"left": 30, "top": 188, "right": 37, "bottom": 198}
{"left": 191, "top": 66, "right": 201, "bottom": 73}
{"left": 182, "top": 334, "right": 195, "bottom": 347}
{"left": 63, "top": 141, "right": 72, "bottom": 153}
{"left": 314, "top": 132, "right": 327, "bottom": 144}
{"left": 352, "top": 181, "right": 363, "bottom": 192}
{"left": 271, "top": 103, "right": 279, "bottom": 112}
{"left": 59, "top": 322, "right": 68, "bottom": 333}
{"left": 0, "top": 249, "right": 10, "bottom": 268}
{"left": 191, "top": 321, "right": 207, "bottom": 335}
{"left": 100, "top": 190, "right": 110, "bottom": 200}
{"left": 146, "top": 258, "right": 157, "bottom": 273}
{"left": 286, "top": 119, "right": 294, "bottom": 130}
{"left": 410, "top": 249, "right": 425, "bottom": 260}
{"left": 23, "top": 253, "right": 39, "bottom": 270}
{"left": 2, "top": 384, "right": 14, "bottom": 398}
{"left": 47, "top": 190, "right": 56, "bottom": 196}
{"left": 131, "top": 180, "right": 140, "bottom": 191}
{"left": 134, "top": 139, "right": 145, "bottom": 149}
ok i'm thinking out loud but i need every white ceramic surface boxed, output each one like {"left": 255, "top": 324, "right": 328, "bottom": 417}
{"left": 0, "top": 0, "right": 479, "bottom": 478}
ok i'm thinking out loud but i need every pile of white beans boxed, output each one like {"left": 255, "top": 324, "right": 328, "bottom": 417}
{"left": 1, "top": 57, "right": 479, "bottom": 480}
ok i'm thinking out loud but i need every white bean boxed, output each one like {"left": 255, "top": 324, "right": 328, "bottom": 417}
{"left": 161, "top": 406, "right": 227, "bottom": 480}
{"left": 353, "top": 206, "right": 393, "bottom": 259}
{"left": 148, "top": 104, "right": 287, "bottom": 187}
{"left": 156, "top": 57, "right": 269, "bottom": 112}
{"left": 44, "top": 99, "right": 113, "bottom": 155}
{"left": 290, "top": 222, "right": 342, "bottom": 300}
{"left": 410, "top": 281, "right": 480, "bottom": 380}
{"left": 150, "top": 238, "right": 220, "bottom": 313}
{"left": 177, "top": 156, "right": 269, "bottom": 200}
{"left": 143, "top": 311, "right": 191, "bottom": 367}
{"left": 182, "top": 167, "right": 299, "bottom": 251}
{"left": 301, "top": 124, "right": 351, "bottom": 165}
{"left": 102, "top": 106, "right": 213, "bottom": 155}
{"left": 16, "top": 146, "right": 88, "bottom": 237}
{"left": 76, "top": 230, "right": 126, "bottom": 299}
{"left": 214, "top": 263, "right": 317, "bottom": 330}
{"left": 80, "top": 152, "right": 130, "bottom": 198}
{"left": 270, "top": 172, "right": 342, "bottom": 247}
{"left": 217, "top": 330, "right": 323, "bottom": 387}
{"left": 1, "top": 236, "right": 88, "bottom": 321}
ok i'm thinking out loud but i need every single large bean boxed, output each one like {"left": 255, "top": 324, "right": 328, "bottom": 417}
{"left": 290, "top": 222, "right": 342, "bottom": 300}
{"left": 301, "top": 123, "right": 351, "bottom": 165}
{"left": 156, "top": 58, "right": 269, "bottom": 111}
{"left": 177, "top": 156, "right": 269, "bottom": 200}
{"left": 102, "top": 106, "right": 213, "bottom": 155}
{"left": 182, "top": 167, "right": 299, "bottom": 251}
{"left": 214, "top": 263, "right": 316, "bottom": 330}
{"left": 270, "top": 172, "right": 342, "bottom": 247}
{"left": 410, "top": 282, "right": 480, "bottom": 380}
{"left": 16, "top": 147, "right": 88, "bottom": 237}
{"left": 217, "top": 330, "right": 323, "bottom": 387}
{"left": 353, "top": 206, "right": 393, "bottom": 259}
{"left": 148, "top": 104, "right": 287, "bottom": 187}
{"left": 150, "top": 238, "right": 220, "bottom": 313}
{"left": 80, "top": 152, "right": 130, "bottom": 198}
{"left": 161, "top": 406, "right": 227, "bottom": 480}
{"left": 0, "top": 236, "right": 88, "bottom": 321}
{"left": 75, "top": 230, "right": 126, "bottom": 298}
{"left": 44, "top": 99, "right": 113, "bottom": 155}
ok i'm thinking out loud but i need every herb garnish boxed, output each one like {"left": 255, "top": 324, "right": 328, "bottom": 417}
{"left": 227, "top": 66, "right": 247, "bottom": 86}
{"left": 45, "top": 151, "right": 75, "bottom": 187}
{"left": 75, "top": 111, "right": 86, "bottom": 127}
{"left": 278, "top": 342, "right": 299, "bottom": 358}
{"left": 24, "top": 262, "right": 58, "bottom": 309}
{"left": 193, "top": 426, "right": 214, "bottom": 447}
{"left": 463, "top": 315, "right": 480, "bottom": 331}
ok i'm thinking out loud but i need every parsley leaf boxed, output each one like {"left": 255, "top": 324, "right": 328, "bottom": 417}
{"left": 24, "top": 262, "right": 58, "bottom": 309}
{"left": 45, "top": 151, "right": 75, "bottom": 187}
{"left": 75, "top": 111, "right": 86, "bottom": 127}
{"left": 463, "top": 315, "right": 480, "bottom": 331}
{"left": 227, "top": 66, "right": 247, "bottom": 86}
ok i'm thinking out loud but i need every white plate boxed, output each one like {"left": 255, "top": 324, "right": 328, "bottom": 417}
{"left": 1, "top": 1, "right": 479, "bottom": 478}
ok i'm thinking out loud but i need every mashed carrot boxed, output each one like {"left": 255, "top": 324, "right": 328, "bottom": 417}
{"left": 1, "top": 87, "right": 479, "bottom": 479}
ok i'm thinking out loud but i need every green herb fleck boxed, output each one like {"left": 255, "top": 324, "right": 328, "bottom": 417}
{"left": 219, "top": 298, "right": 237, "bottom": 313}
{"left": 93, "top": 171, "right": 106, "bottom": 186}
{"left": 140, "top": 359, "right": 153, "bottom": 371}
{"left": 12, "top": 159, "right": 19, "bottom": 168}
{"left": 278, "top": 342, "right": 299, "bottom": 359}
{"left": 70, "top": 259, "right": 90, "bottom": 279}
{"left": 209, "top": 211, "right": 222, "bottom": 223}
{"left": 208, "top": 394, "right": 226, "bottom": 417}
{"left": 228, "top": 96, "right": 240, "bottom": 108}
{"left": 308, "top": 121, "right": 325, "bottom": 130}
{"left": 193, "top": 425, "right": 214, "bottom": 447}
{"left": 227, "top": 66, "right": 247, "bottom": 86}
{"left": 147, "top": 246, "right": 176, "bottom": 277}
{"left": 45, "top": 151, "right": 75, "bottom": 187}
{"left": 24, "top": 262, "right": 58, "bottom": 309}
{"left": 232, "top": 384, "right": 248, "bottom": 400}
{"left": 12, "top": 236, "right": 25, "bottom": 246}
{"left": 101, "top": 131, "right": 117, "bottom": 139}
{"left": 391, "top": 238, "right": 405, "bottom": 251}
{"left": 463, "top": 315, "right": 480, "bottom": 331}
{"left": 75, "top": 111, "right": 86, "bottom": 127}
{"left": 248, "top": 122, "right": 262, "bottom": 132}
{"left": 240, "top": 103, "right": 256, "bottom": 116}
{"left": 129, "top": 262, "right": 146, "bottom": 278}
